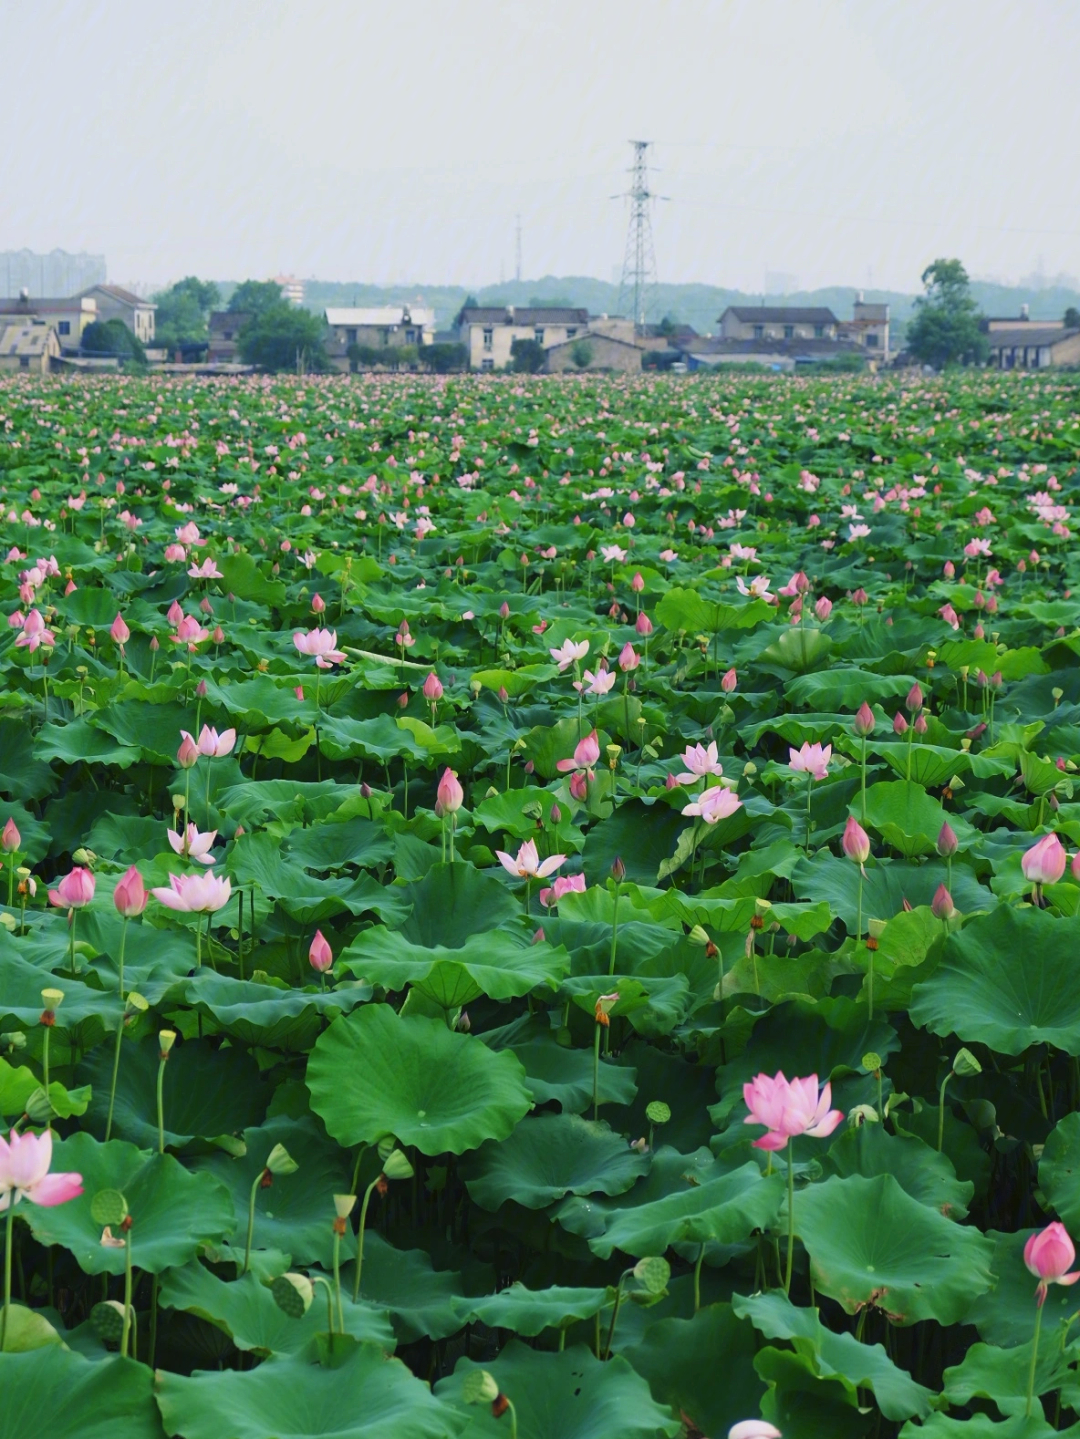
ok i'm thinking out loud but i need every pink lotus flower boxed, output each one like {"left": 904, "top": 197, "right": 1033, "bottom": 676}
{"left": 675, "top": 741, "right": 724, "bottom": 785}
{"left": 48, "top": 867, "right": 95, "bottom": 910}
{"left": 557, "top": 730, "right": 601, "bottom": 774}
{"left": 110, "top": 613, "right": 130, "bottom": 645}
{"left": 842, "top": 816, "right": 870, "bottom": 866}
{"left": 1025, "top": 1222, "right": 1080, "bottom": 1305}
{"left": 1, "top": 818, "right": 20, "bottom": 853}
{"left": 167, "top": 823, "right": 218, "bottom": 865}
{"left": 196, "top": 725, "right": 236, "bottom": 758}
{"left": 293, "top": 628, "right": 346, "bottom": 669}
{"left": 635, "top": 612, "right": 653, "bottom": 637}
{"left": 931, "top": 883, "right": 955, "bottom": 920}
{"left": 618, "top": 643, "right": 639, "bottom": 672}
{"left": 423, "top": 672, "right": 443, "bottom": 701}
{"left": 177, "top": 732, "right": 200, "bottom": 769}
{"left": 937, "top": 821, "right": 958, "bottom": 857}
{"left": 173, "top": 614, "right": 209, "bottom": 647}
{"left": 540, "top": 873, "right": 587, "bottom": 907}
{"left": 814, "top": 596, "right": 833, "bottom": 621}
{"left": 164, "top": 543, "right": 187, "bottom": 562}
{"left": 682, "top": 784, "right": 742, "bottom": 825}
{"left": 496, "top": 840, "right": 566, "bottom": 881}
{"left": 151, "top": 872, "right": 232, "bottom": 913}
{"left": 436, "top": 768, "right": 464, "bottom": 816}
{"left": 188, "top": 556, "right": 224, "bottom": 580}
{"left": 550, "top": 638, "right": 589, "bottom": 671}
{"left": 14, "top": 608, "right": 55, "bottom": 652}
{"left": 583, "top": 668, "right": 617, "bottom": 697}
{"left": 113, "top": 865, "right": 147, "bottom": 917}
{"left": 789, "top": 742, "right": 831, "bottom": 780}
{"left": 728, "top": 1424, "right": 781, "bottom": 1439}
{"left": 743, "top": 1071, "right": 843, "bottom": 1151}
{"left": 720, "top": 668, "right": 737, "bottom": 692}
{"left": 0, "top": 1129, "right": 83, "bottom": 1211}
{"left": 309, "top": 929, "right": 333, "bottom": 973}
{"left": 1022, "top": 833, "right": 1067, "bottom": 887}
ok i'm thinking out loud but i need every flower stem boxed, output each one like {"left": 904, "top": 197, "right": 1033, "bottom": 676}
{"left": 242, "top": 1171, "right": 263, "bottom": 1276}
{"left": 332, "top": 1229, "right": 345, "bottom": 1332}
{"left": 784, "top": 1140, "right": 796, "bottom": 1295}
{"left": 1027, "top": 1298, "right": 1045, "bottom": 1418}
{"left": 860, "top": 733, "right": 867, "bottom": 823}
{"left": 156, "top": 1053, "right": 168, "bottom": 1154}
{"left": 352, "top": 1176, "right": 380, "bottom": 1302}
{"left": 603, "top": 1273, "right": 625, "bottom": 1359}
{"left": 42, "top": 1023, "right": 51, "bottom": 1100}
{"left": 1, "top": 1201, "right": 14, "bottom": 1352}
{"left": 120, "top": 1232, "right": 134, "bottom": 1359}
{"left": 592, "top": 1021, "right": 602, "bottom": 1121}
{"left": 694, "top": 1243, "right": 705, "bottom": 1312}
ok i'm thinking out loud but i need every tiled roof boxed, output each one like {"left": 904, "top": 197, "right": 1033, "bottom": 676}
{"left": 721, "top": 306, "right": 839, "bottom": 324}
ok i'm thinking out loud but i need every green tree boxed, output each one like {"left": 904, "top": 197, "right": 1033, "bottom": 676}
{"left": 228, "top": 280, "right": 284, "bottom": 318}
{"left": 1065, "top": 306, "right": 1080, "bottom": 330}
{"left": 153, "top": 276, "right": 220, "bottom": 350}
{"left": 510, "top": 338, "right": 545, "bottom": 373}
{"left": 81, "top": 319, "right": 146, "bottom": 365}
{"left": 238, "top": 303, "right": 328, "bottom": 373}
{"left": 424, "top": 342, "right": 467, "bottom": 373}
{"left": 570, "top": 339, "right": 594, "bottom": 369}
{"left": 906, "top": 259, "right": 988, "bottom": 368}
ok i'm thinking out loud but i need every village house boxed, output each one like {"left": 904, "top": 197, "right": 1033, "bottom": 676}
{"left": 75, "top": 284, "right": 156, "bottom": 344}
{"left": 0, "top": 320, "right": 61, "bottom": 373}
{"left": 324, "top": 304, "right": 435, "bottom": 368}
{"left": 456, "top": 305, "right": 590, "bottom": 370}
{"left": 207, "top": 311, "right": 250, "bottom": 364}
{"left": 543, "top": 332, "right": 642, "bottom": 373}
{"left": 984, "top": 322, "right": 1080, "bottom": 370}
{"left": 837, "top": 296, "right": 890, "bottom": 358}
{"left": 0, "top": 292, "right": 98, "bottom": 349}
{"left": 718, "top": 305, "right": 840, "bottom": 341}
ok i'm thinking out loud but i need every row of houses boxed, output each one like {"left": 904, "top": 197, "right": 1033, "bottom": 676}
{"left": 0, "top": 285, "right": 156, "bottom": 372}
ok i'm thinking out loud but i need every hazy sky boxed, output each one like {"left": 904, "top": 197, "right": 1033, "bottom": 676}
{"left": 4, "top": 1, "right": 1078, "bottom": 294}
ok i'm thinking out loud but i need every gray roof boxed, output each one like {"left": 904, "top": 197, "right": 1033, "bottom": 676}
{"left": 852, "top": 303, "right": 889, "bottom": 320}
{"left": 685, "top": 336, "right": 864, "bottom": 359}
{"left": 721, "top": 306, "right": 839, "bottom": 325}
{"left": 986, "top": 326, "right": 1080, "bottom": 348}
{"left": 459, "top": 307, "right": 589, "bottom": 326}
{"left": 78, "top": 284, "right": 155, "bottom": 309}
{"left": 325, "top": 305, "right": 435, "bottom": 327}
{"left": 0, "top": 322, "right": 58, "bottom": 356}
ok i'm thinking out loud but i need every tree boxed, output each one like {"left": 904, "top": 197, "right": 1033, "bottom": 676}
{"left": 423, "top": 342, "right": 467, "bottom": 373}
{"left": 1065, "top": 307, "right": 1080, "bottom": 330}
{"left": 238, "top": 304, "right": 329, "bottom": 373}
{"left": 570, "top": 340, "right": 594, "bottom": 369}
{"left": 510, "top": 338, "right": 545, "bottom": 373}
{"left": 228, "top": 280, "right": 284, "bottom": 318}
{"left": 153, "top": 276, "right": 220, "bottom": 350}
{"left": 906, "top": 259, "right": 988, "bottom": 368}
{"left": 81, "top": 319, "right": 146, "bottom": 365}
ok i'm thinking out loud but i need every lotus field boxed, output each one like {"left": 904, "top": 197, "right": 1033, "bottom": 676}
{"left": 3, "top": 370, "right": 1080, "bottom": 1439}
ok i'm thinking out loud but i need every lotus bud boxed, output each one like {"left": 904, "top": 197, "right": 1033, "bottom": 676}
{"left": 936, "top": 821, "right": 958, "bottom": 857}
{"left": 906, "top": 682, "right": 923, "bottom": 713}
{"left": 611, "top": 856, "right": 626, "bottom": 883}
{"left": 893, "top": 712, "right": 908, "bottom": 736}
{"left": 436, "top": 768, "right": 463, "bottom": 815}
{"left": 951, "top": 1047, "right": 982, "bottom": 1077}
{"left": 631, "top": 572, "right": 644, "bottom": 592}
{"left": 312, "top": 593, "right": 326, "bottom": 613}
{"left": 177, "top": 733, "right": 199, "bottom": 768}
{"left": 462, "top": 1371, "right": 501, "bottom": 1406}
{"left": 550, "top": 803, "right": 562, "bottom": 825}
{"left": 308, "top": 930, "right": 333, "bottom": 973}
{"left": 360, "top": 782, "right": 372, "bottom": 799}
{"left": 1, "top": 818, "right": 20, "bottom": 853}
{"left": 842, "top": 816, "right": 870, "bottom": 865}
{"left": 635, "top": 611, "right": 653, "bottom": 636}
{"left": 814, "top": 595, "right": 832, "bottom": 621}
{"left": 423, "top": 672, "right": 443, "bottom": 701}
{"left": 853, "top": 702, "right": 875, "bottom": 737}
{"left": 497, "top": 686, "right": 509, "bottom": 704}
{"left": 930, "top": 884, "right": 955, "bottom": 920}
{"left": 914, "top": 713, "right": 928, "bottom": 735}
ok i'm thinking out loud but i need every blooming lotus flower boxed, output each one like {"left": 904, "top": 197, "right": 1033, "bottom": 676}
{"left": 0, "top": 1129, "right": 83, "bottom": 1212}
{"left": 164, "top": 543, "right": 187, "bottom": 562}
{"left": 682, "top": 784, "right": 742, "bottom": 825}
{"left": 188, "top": 556, "right": 223, "bottom": 580}
{"left": 196, "top": 725, "right": 236, "bottom": 758}
{"left": 600, "top": 544, "right": 627, "bottom": 563}
{"left": 293, "top": 628, "right": 346, "bottom": 668}
{"left": 539, "top": 873, "right": 587, "bottom": 907}
{"left": 167, "top": 823, "right": 218, "bottom": 865}
{"left": 583, "top": 668, "right": 617, "bottom": 697}
{"left": 173, "top": 614, "right": 210, "bottom": 647}
{"left": 1022, "top": 833, "right": 1067, "bottom": 887}
{"left": 1025, "top": 1222, "right": 1080, "bottom": 1305}
{"left": 736, "top": 575, "right": 773, "bottom": 600}
{"left": 842, "top": 816, "right": 870, "bottom": 866}
{"left": 675, "top": 742, "right": 723, "bottom": 785}
{"left": 436, "top": 768, "right": 464, "bottom": 816}
{"left": 789, "top": 742, "right": 831, "bottom": 780}
{"left": 110, "top": 613, "right": 130, "bottom": 645}
{"left": 48, "top": 867, "right": 96, "bottom": 910}
{"left": 151, "top": 872, "right": 232, "bottom": 913}
{"left": 14, "top": 608, "right": 55, "bottom": 652}
{"left": 729, "top": 1424, "right": 782, "bottom": 1439}
{"left": 557, "top": 730, "right": 601, "bottom": 774}
{"left": 309, "top": 929, "right": 333, "bottom": 973}
{"left": 743, "top": 1071, "right": 843, "bottom": 1151}
{"left": 113, "top": 865, "right": 148, "bottom": 917}
{"left": 495, "top": 840, "right": 566, "bottom": 881}
{"left": 550, "top": 638, "right": 589, "bottom": 671}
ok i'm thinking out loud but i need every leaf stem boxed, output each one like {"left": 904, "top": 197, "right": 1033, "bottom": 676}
{"left": 784, "top": 1140, "right": 796, "bottom": 1295}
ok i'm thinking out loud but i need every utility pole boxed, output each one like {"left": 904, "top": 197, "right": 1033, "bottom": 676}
{"left": 614, "top": 141, "right": 663, "bottom": 335}
{"left": 515, "top": 214, "right": 523, "bottom": 284}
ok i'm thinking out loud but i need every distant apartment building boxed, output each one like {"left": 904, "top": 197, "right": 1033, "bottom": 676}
{"left": 1, "top": 248, "right": 106, "bottom": 298}
{"left": 75, "top": 284, "right": 156, "bottom": 344}
{"left": 0, "top": 320, "right": 61, "bottom": 373}
{"left": 456, "top": 306, "right": 590, "bottom": 369}
{"left": 324, "top": 305, "right": 436, "bottom": 368}
{"left": 0, "top": 292, "right": 98, "bottom": 349}
{"left": 273, "top": 275, "right": 306, "bottom": 306}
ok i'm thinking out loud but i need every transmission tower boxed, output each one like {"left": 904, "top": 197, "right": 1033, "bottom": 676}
{"left": 615, "top": 141, "right": 662, "bottom": 333}
{"left": 515, "top": 214, "right": 522, "bottom": 283}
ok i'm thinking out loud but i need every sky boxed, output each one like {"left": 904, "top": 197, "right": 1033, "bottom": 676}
{"left": 3, "top": 0, "right": 1078, "bottom": 295}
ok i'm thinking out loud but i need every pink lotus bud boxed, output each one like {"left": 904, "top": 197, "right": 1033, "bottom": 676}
{"left": 177, "top": 733, "right": 200, "bottom": 769}
{"left": 497, "top": 686, "right": 509, "bottom": 705}
{"left": 1022, "top": 833, "right": 1067, "bottom": 887}
{"left": 532, "top": 927, "right": 545, "bottom": 944}
{"left": 893, "top": 712, "right": 908, "bottom": 736}
{"left": 150, "top": 635, "right": 160, "bottom": 651}
{"left": 1, "top": 818, "right": 20, "bottom": 853}
{"left": 436, "top": 767, "right": 463, "bottom": 815}
{"left": 619, "top": 643, "right": 639, "bottom": 672}
{"left": 943, "top": 561, "right": 955, "bottom": 579}
{"left": 212, "top": 626, "right": 225, "bottom": 643}
{"left": 914, "top": 713, "right": 928, "bottom": 735}
{"left": 1024, "top": 1222, "right": 1080, "bottom": 1303}
{"left": 569, "top": 771, "right": 588, "bottom": 801}
{"left": 721, "top": 667, "right": 737, "bottom": 693}
{"left": 195, "top": 679, "right": 208, "bottom": 698}
{"left": 309, "top": 929, "right": 333, "bottom": 973}
{"left": 423, "top": 672, "right": 444, "bottom": 702}
{"left": 1017, "top": 559, "right": 1027, "bottom": 574}
{"left": 815, "top": 595, "right": 832, "bottom": 621}
{"left": 295, "top": 685, "right": 304, "bottom": 700}
{"left": 199, "top": 596, "right": 213, "bottom": 615}
{"left": 851, "top": 588, "right": 868, "bottom": 606}
{"left": 49, "top": 866, "right": 95, "bottom": 910}
{"left": 665, "top": 772, "right": 678, "bottom": 789}
{"left": 110, "top": 613, "right": 130, "bottom": 644}
{"left": 64, "top": 579, "right": 77, "bottom": 595}
{"left": 360, "top": 782, "right": 372, "bottom": 799}
{"left": 931, "top": 884, "right": 955, "bottom": 920}
{"left": 397, "top": 692, "right": 409, "bottom": 709}
{"left": 113, "top": 865, "right": 147, "bottom": 918}
{"left": 499, "top": 601, "right": 510, "bottom": 619}
{"left": 167, "top": 600, "right": 184, "bottom": 626}
{"left": 311, "top": 593, "right": 326, "bottom": 613}
{"left": 631, "top": 572, "right": 644, "bottom": 593}
{"left": 973, "top": 624, "right": 985, "bottom": 640}
{"left": 906, "top": 683, "right": 923, "bottom": 713}
{"left": 853, "top": 702, "right": 875, "bottom": 737}
{"left": 729, "top": 1423, "right": 782, "bottom": 1439}
{"left": 842, "top": 816, "right": 870, "bottom": 865}
{"left": 937, "top": 821, "right": 958, "bottom": 857}
{"left": 636, "top": 611, "right": 653, "bottom": 637}
{"left": 550, "top": 803, "right": 562, "bottom": 824}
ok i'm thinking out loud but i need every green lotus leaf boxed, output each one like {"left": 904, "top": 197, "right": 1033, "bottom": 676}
{"left": 1038, "top": 1112, "right": 1080, "bottom": 1228}
{"left": 345, "top": 1233, "right": 467, "bottom": 1344}
{"left": 755, "top": 1345, "right": 872, "bottom": 1439}
{"left": 863, "top": 779, "right": 966, "bottom": 858}
{"left": 796, "top": 1173, "right": 994, "bottom": 1325}
{"left": 942, "top": 1338, "right": 1072, "bottom": 1420}
{"left": 0, "top": 1057, "right": 90, "bottom": 1123}
{"left": 180, "top": 971, "right": 372, "bottom": 1049}
{"left": 340, "top": 930, "right": 569, "bottom": 1008}
{"left": 0, "top": 1348, "right": 161, "bottom": 1438}
{"left": 396, "top": 862, "right": 523, "bottom": 947}
{"left": 24, "top": 1133, "right": 234, "bottom": 1275}
{"left": 823, "top": 1122, "right": 973, "bottom": 1220}
{"left": 462, "top": 1115, "right": 650, "bottom": 1210}
{"left": 910, "top": 906, "right": 1080, "bottom": 1054}
{"left": 437, "top": 1341, "right": 680, "bottom": 1439}
{"left": 790, "top": 854, "right": 991, "bottom": 932}
{"left": 491, "top": 1025, "right": 638, "bottom": 1113}
{"left": 307, "top": 1005, "right": 532, "bottom": 1155}
{"left": 964, "top": 1228, "right": 1080, "bottom": 1347}
{"left": 460, "top": 1283, "right": 612, "bottom": 1337}
{"left": 897, "top": 1416, "right": 1070, "bottom": 1439}
{"left": 159, "top": 1262, "right": 395, "bottom": 1355}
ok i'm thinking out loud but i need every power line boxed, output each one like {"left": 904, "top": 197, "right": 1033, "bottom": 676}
{"left": 614, "top": 141, "right": 665, "bottom": 333}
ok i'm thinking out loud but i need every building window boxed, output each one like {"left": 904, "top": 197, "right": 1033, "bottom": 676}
{"left": 346, "top": 329, "right": 356, "bottom": 344}
{"left": 58, "top": 320, "right": 70, "bottom": 336}
{"left": 482, "top": 328, "right": 493, "bottom": 350}
{"left": 752, "top": 324, "right": 764, "bottom": 339}
{"left": 783, "top": 325, "right": 794, "bottom": 339}
{"left": 534, "top": 327, "right": 544, "bottom": 344}
{"left": 381, "top": 331, "right": 390, "bottom": 346}
{"left": 480, "top": 357, "right": 494, "bottom": 371}
{"left": 866, "top": 332, "right": 879, "bottom": 347}
{"left": 406, "top": 330, "right": 416, "bottom": 343}
{"left": 19, "top": 356, "right": 29, "bottom": 369}
{"left": 567, "top": 327, "right": 577, "bottom": 338}
{"left": 814, "top": 324, "right": 824, "bottom": 338}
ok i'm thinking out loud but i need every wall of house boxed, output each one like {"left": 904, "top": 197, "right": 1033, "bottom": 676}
{"left": 86, "top": 290, "right": 155, "bottom": 343}
{"left": 720, "top": 314, "right": 837, "bottom": 341}
{"left": 545, "top": 336, "right": 642, "bottom": 373}
{"left": 463, "top": 321, "right": 585, "bottom": 369}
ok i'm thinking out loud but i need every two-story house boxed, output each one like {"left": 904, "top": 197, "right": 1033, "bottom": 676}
{"left": 324, "top": 305, "right": 435, "bottom": 368}
{"left": 456, "top": 306, "right": 590, "bottom": 370}
{"left": 837, "top": 296, "right": 890, "bottom": 359}
{"left": 718, "top": 306, "right": 840, "bottom": 342}
{"left": 75, "top": 284, "right": 156, "bottom": 344}
{"left": 0, "top": 291, "right": 98, "bottom": 350}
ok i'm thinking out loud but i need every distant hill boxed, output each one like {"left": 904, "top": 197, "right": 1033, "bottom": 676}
{"left": 220, "top": 274, "right": 1080, "bottom": 343}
